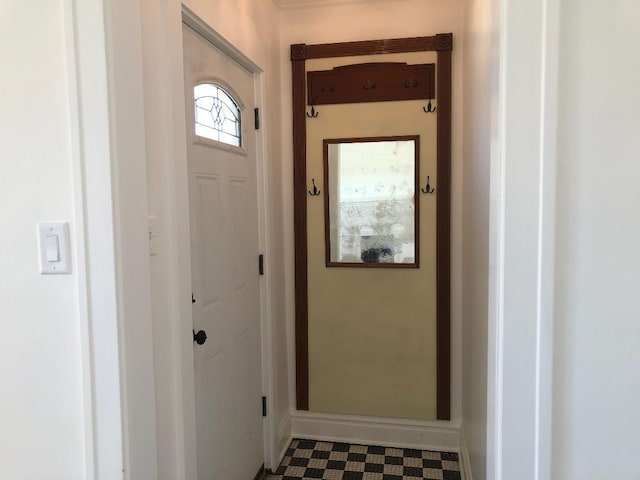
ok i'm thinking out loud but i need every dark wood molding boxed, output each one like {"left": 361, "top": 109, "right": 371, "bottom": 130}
{"left": 308, "top": 63, "right": 435, "bottom": 106}
{"left": 302, "top": 36, "right": 440, "bottom": 60}
{"left": 435, "top": 48, "right": 452, "bottom": 421}
{"left": 291, "top": 34, "right": 453, "bottom": 417}
{"left": 324, "top": 262, "right": 420, "bottom": 269}
{"left": 291, "top": 43, "right": 307, "bottom": 61}
{"left": 435, "top": 33, "right": 453, "bottom": 52}
{"left": 322, "top": 135, "right": 420, "bottom": 269}
{"left": 292, "top": 54, "right": 309, "bottom": 410}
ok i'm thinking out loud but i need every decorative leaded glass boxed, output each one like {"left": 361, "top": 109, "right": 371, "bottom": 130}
{"left": 194, "top": 83, "right": 241, "bottom": 147}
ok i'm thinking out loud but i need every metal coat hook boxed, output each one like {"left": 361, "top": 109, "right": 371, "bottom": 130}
{"left": 423, "top": 98, "right": 437, "bottom": 113}
{"left": 421, "top": 176, "right": 435, "bottom": 194}
{"left": 306, "top": 105, "right": 319, "bottom": 118}
{"left": 308, "top": 178, "right": 321, "bottom": 196}
{"left": 363, "top": 80, "right": 376, "bottom": 90}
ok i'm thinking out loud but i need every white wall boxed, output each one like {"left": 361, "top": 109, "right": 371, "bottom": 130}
{"left": 279, "top": 0, "right": 467, "bottom": 424}
{"left": 552, "top": 1, "right": 640, "bottom": 478}
{"left": 0, "top": 1, "right": 86, "bottom": 478}
{"left": 461, "top": 0, "right": 499, "bottom": 477}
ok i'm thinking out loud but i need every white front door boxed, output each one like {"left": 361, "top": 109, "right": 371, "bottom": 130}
{"left": 183, "top": 23, "right": 264, "bottom": 480}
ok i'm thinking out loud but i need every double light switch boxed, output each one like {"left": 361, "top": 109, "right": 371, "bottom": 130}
{"left": 38, "top": 223, "right": 71, "bottom": 274}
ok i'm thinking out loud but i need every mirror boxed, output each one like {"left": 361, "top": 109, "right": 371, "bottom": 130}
{"left": 323, "top": 136, "right": 419, "bottom": 267}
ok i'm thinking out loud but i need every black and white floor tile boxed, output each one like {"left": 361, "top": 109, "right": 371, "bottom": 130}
{"left": 272, "top": 439, "right": 461, "bottom": 480}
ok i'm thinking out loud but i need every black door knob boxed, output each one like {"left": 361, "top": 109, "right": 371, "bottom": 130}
{"left": 193, "top": 329, "right": 207, "bottom": 345}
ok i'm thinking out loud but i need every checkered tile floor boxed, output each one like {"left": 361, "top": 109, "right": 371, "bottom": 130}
{"left": 272, "top": 439, "right": 461, "bottom": 480}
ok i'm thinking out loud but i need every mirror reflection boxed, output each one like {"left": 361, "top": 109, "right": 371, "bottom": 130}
{"left": 324, "top": 136, "right": 419, "bottom": 267}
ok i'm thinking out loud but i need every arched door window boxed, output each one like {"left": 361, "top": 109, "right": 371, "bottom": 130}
{"left": 194, "top": 83, "right": 242, "bottom": 147}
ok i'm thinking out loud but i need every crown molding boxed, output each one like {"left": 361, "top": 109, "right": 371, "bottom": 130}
{"left": 273, "top": 0, "right": 408, "bottom": 10}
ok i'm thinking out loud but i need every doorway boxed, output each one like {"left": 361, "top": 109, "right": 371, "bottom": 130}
{"left": 183, "top": 22, "right": 264, "bottom": 480}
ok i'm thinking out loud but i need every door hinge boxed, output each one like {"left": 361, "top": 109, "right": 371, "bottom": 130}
{"left": 254, "top": 107, "right": 260, "bottom": 130}
{"left": 192, "top": 293, "right": 196, "bottom": 304}
{"left": 258, "top": 254, "right": 264, "bottom": 275}
{"left": 262, "top": 396, "right": 267, "bottom": 417}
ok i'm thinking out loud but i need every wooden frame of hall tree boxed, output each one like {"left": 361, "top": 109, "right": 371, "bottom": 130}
{"left": 291, "top": 33, "right": 453, "bottom": 420}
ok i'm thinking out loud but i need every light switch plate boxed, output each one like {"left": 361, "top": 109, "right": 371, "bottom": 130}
{"left": 38, "top": 222, "right": 71, "bottom": 274}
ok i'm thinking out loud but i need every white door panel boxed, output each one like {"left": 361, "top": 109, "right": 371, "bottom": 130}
{"left": 183, "top": 23, "right": 263, "bottom": 480}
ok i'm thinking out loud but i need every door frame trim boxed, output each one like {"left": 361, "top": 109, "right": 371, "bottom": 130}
{"left": 65, "top": 0, "right": 161, "bottom": 477}
{"left": 63, "top": 0, "right": 125, "bottom": 476}
{"left": 290, "top": 34, "right": 453, "bottom": 419}
{"left": 182, "top": 5, "right": 278, "bottom": 470}
{"left": 486, "top": 0, "right": 560, "bottom": 477}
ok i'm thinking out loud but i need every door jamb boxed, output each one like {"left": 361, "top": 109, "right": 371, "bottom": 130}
{"left": 65, "top": 0, "right": 160, "bottom": 477}
{"left": 63, "top": 0, "right": 123, "bottom": 477}
{"left": 487, "top": 0, "right": 559, "bottom": 478}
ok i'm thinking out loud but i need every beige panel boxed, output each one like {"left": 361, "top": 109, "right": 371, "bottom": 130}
{"left": 306, "top": 52, "right": 439, "bottom": 420}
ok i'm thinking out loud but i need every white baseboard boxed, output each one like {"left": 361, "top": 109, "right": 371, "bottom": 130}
{"left": 459, "top": 427, "right": 473, "bottom": 480}
{"left": 290, "top": 410, "right": 461, "bottom": 453}
{"left": 276, "top": 411, "right": 292, "bottom": 466}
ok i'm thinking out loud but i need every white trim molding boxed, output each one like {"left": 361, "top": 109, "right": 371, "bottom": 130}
{"left": 182, "top": 6, "right": 261, "bottom": 72}
{"left": 105, "top": 0, "right": 160, "bottom": 477}
{"left": 459, "top": 427, "right": 473, "bottom": 480}
{"left": 487, "top": 0, "right": 560, "bottom": 479}
{"left": 63, "top": 0, "right": 125, "bottom": 477}
{"left": 278, "top": 412, "right": 293, "bottom": 465}
{"left": 291, "top": 410, "right": 461, "bottom": 453}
